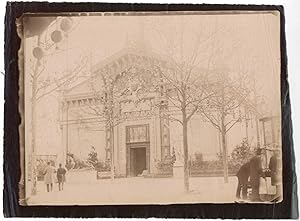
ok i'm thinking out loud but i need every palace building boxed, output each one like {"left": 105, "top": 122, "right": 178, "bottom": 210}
{"left": 59, "top": 45, "right": 266, "bottom": 177}
{"left": 60, "top": 47, "right": 175, "bottom": 176}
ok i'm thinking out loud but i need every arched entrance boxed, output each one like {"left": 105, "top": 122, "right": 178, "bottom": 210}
{"left": 60, "top": 48, "right": 172, "bottom": 176}
{"left": 126, "top": 124, "right": 150, "bottom": 176}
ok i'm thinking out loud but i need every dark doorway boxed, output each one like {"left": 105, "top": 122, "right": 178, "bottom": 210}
{"left": 130, "top": 147, "right": 147, "bottom": 176}
{"left": 126, "top": 124, "right": 150, "bottom": 177}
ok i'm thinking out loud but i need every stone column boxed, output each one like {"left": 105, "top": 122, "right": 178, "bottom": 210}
{"left": 160, "top": 104, "right": 171, "bottom": 159}
{"left": 60, "top": 101, "right": 69, "bottom": 166}
{"left": 105, "top": 121, "right": 111, "bottom": 162}
{"left": 159, "top": 82, "right": 171, "bottom": 159}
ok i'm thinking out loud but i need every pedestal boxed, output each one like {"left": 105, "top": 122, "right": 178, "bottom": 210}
{"left": 97, "top": 171, "right": 111, "bottom": 179}
{"left": 173, "top": 162, "right": 184, "bottom": 178}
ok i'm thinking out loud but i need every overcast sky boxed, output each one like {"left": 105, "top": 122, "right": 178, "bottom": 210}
{"left": 38, "top": 12, "right": 281, "bottom": 109}
{"left": 24, "top": 12, "right": 281, "bottom": 156}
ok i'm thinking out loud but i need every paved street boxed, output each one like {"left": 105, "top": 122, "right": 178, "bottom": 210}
{"left": 27, "top": 176, "right": 238, "bottom": 205}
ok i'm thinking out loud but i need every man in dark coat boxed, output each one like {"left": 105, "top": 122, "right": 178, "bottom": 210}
{"left": 269, "top": 149, "right": 282, "bottom": 199}
{"left": 249, "top": 148, "right": 263, "bottom": 201}
{"left": 57, "top": 163, "right": 67, "bottom": 191}
{"left": 236, "top": 161, "right": 250, "bottom": 200}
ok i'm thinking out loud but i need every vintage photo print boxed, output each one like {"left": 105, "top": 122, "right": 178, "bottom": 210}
{"left": 19, "top": 10, "right": 283, "bottom": 206}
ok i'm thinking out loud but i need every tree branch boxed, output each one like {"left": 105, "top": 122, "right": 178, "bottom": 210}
{"left": 225, "top": 118, "right": 241, "bottom": 133}
{"left": 187, "top": 106, "right": 199, "bottom": 122}
{"left": 161, "top": 114, "right": 183, "bottom": 125}
{"left": 200, "top": 108, "right": 221, "bottom": 132}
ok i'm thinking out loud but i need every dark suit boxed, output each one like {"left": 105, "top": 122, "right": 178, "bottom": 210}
{"left": 57, "top": 167, "right": 67, "bottom": 191}
{"left": 269, "top": 155, "right": 280, "bottom": 185}
{"left": 236, "top": 162, "right": 250, "bottom": 199}
{"left": 249, "top": 155, "right": 263, "bottom": 201}
{"left": 269, "top": 155, "right": 281, "bottom": 198}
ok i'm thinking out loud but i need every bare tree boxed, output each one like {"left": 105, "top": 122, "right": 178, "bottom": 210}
{"left": 26, "top": 17, "right": 86, "bottom": 195}
{"left": 154, "top": 59, "right": 214, "bottom": 192}
{"left": 151, "top": 17, "right": 224, "bottom": 192}
{"left": 75, "top": 55, "right": 166, "bottom": 180}
{"left": 199, "top": 70, "right": 251, "bottom": 183}
{"left": 75, "top": 66, "right": 136, "bottom": 180}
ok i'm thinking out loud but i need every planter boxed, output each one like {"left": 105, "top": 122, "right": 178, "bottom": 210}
{"left": 155, "top": 157, "right": 175, "bottom": 177}
{"left": 97, "top": 171, "right": 111, "bottom": 179}
{"left": 173, "top": 162, "right": 184, "bottom": 178}
{"left": 156, "top": 167, "right": 173, "bottom": 175}
{"left": 190, "top": 169, "right": 236, "bottom": 177}
{"left": 143, "top": 173, "right": 173, "bottom": 178}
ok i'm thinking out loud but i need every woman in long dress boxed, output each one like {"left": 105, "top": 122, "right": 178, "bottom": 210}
{"left": 44, "top": 162, "right": 55, "bottom": 192}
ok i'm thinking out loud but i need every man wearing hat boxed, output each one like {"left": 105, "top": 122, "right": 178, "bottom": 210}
{"left": 269, "top": 148, "right": 282, "bottom": 200}
{"left": 236, "top": 161, "right": 251, "bottom": 200}
{"left": 249, "top": 148, "right": 264, "bottom": 201}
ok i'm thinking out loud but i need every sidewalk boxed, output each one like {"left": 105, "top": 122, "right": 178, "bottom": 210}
{"left": 27, "top": 176, "right": 238, "bottom": 205}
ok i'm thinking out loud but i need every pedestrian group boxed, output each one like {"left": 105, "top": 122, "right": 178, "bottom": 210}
{"left": 236, "top": 148, "right": 281, "bottom": 202}
{"left": 43, "top": 162, "right": 67, "bottom": 192}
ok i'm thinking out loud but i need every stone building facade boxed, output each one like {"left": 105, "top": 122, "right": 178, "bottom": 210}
{"left": 60, "top": 47, "right": 173, "bottom": 176}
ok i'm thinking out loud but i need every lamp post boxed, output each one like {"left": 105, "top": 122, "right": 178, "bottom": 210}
{"left": 29, "top": 17, "right": 72, "bottom": 195}
{"left": 30, "top": 38, "right": 42, "bottom": 195}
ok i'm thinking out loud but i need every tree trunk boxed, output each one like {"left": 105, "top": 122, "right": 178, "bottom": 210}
{"left": 221, "top": 120, "right": 229, "bottom": 183}
{"left": 110, "top": 122, "right": 115, "bottom": 180}
{"left": 182, "top": 112, "right": 189, "bottom": 192}
{"left": 109, "top": 86, "right": 115, "bottom": 180}
{"left": 30, "top": 37, "right": 42, "bottom": 196}
{"left": 30, "top": 72, "right": 38, "bottom": 195}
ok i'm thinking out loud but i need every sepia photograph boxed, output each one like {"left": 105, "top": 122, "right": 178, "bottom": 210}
{"left": 19, "top": 10, "right": 282, "bottom": 205}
